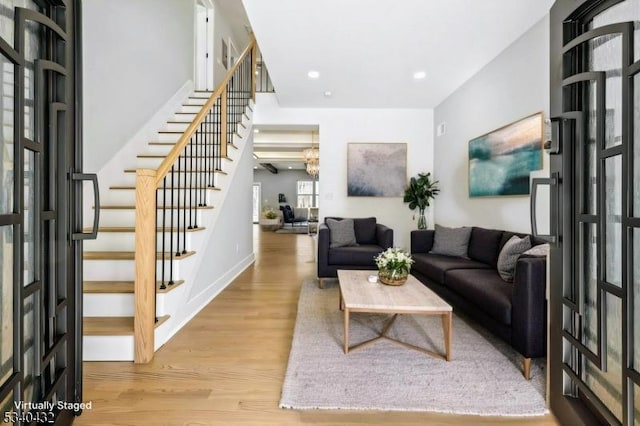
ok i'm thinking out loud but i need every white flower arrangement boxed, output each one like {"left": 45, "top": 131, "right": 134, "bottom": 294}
{"left": 374, "top": 247, "right": 414, "bottom": 274}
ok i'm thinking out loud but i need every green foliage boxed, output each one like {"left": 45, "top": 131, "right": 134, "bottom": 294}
{"left": 262, "top": 206, "right": 278, "bottom": 219}
{"left": 403, "top": 172, "right": 440, "bottom": 212}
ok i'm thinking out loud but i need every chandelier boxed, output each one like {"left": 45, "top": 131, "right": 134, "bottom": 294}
{"left": 303, "top": 131, "right": 319, "bottom": 177}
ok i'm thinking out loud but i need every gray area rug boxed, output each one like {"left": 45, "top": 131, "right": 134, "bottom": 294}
{"left": 280, "top": 278, "right": 548, "bottom": 416}
{"left": 275, "top": 227, "right": 309, "bottom": 234}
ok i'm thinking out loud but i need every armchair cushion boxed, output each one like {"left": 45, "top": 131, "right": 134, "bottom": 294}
{"left": 326, "top": 218, "right": 357, "bottom": 248}
{"left": 353, "top": 217, "right": 377, "bottom": 244}
{"left": 328, "top": 244, "right": 381, "bottom": 266}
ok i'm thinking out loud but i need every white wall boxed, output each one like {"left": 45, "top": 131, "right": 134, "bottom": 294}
{"left": 433, "top": 15, "right": 550, "bottom": 233}
{"left": 254, "top": 94, "right": 434, "bottom": 250}
{"left": 212, "top": 0, "right": 244, "bottom": 87}
{"left": 253, "top": 169, "right": 311, "bottom": 208}
{"left": 82, "top": 0, "right": 195, "bottom": 172}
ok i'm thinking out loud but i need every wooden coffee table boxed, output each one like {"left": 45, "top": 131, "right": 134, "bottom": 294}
{"left": 337, "top": 269, "right": 453, "bottom": 361}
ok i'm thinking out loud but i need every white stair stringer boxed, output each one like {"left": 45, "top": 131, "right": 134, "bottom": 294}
{"left": 82, "top": 97, "right": 254, "bottom": 361}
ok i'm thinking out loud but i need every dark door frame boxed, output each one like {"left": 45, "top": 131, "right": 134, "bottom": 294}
{"left": 550, "top": 0, "right": 636, "bottom": 424}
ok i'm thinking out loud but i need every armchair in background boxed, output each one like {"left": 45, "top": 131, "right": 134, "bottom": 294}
{"left": 317, "top": 217, "right": 393, "bottom": 288}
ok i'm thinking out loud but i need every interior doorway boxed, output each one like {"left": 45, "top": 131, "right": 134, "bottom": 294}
{"left": 195, "top": 1, "right": 214, "bottom": 91}
{"left": 252, "top": 183, "right": 262, "bottom": 223}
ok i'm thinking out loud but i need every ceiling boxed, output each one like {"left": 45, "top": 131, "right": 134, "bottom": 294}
{"left": 222, "top": 0, "right": 555, "bottom": 168}
{"left": 252, "top": 126, "right": 319, "bottom": 172}
{"left": 242, "top": 0, "right": 554, "bottom": 108}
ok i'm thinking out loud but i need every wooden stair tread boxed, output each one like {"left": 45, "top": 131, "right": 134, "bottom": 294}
{"left": 97, "top": 205, "right": 214, "bottom": 210}
{"left": 84, "top": 251, "right": 195, "bottom": 260}
{"left": 83, "top": 315, "right": 169, "bottom": 336}
{"left": 124, "top": 168, "right": 227, "bottom": 175}
{"left": 137, "top": 154, "right": 233, "bottom": 161}
{"left": 84, "top": 226, "right": 205, "bottom": 233}
{"left": 110, "top": 185, "right": 221, "bottom": 191}
{"left": 83, "top": 280, "right": 185, "bottom": 294}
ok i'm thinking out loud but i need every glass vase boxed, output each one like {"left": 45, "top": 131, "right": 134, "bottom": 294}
{"left": 417, "top": 209, "right": 427, "bottom": 230}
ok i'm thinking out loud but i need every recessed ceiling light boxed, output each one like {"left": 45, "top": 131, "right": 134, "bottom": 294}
{"left": 413, "top": 71, "right": 427, "bottom": 80}
{"left": 307, "top": 70, "right": 320, "bottom": 79}
{"left": 288, "top": 166, "right": 293, "bottom": 169}
{"left": 254, "top": 128, "right": 260, "bottom": 133}
{"left": 324, "top": 91, "right": 332, "bottom": 97}
{"left": 253, "top": 166, "right": 258, "bottom": 169}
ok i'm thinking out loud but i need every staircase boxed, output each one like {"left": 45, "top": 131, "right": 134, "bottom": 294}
{"left": 83, "top": 38, "right": 257, "bottom": 361}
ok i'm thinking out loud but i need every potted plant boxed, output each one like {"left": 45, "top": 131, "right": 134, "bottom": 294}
{"left": 374, "top": 247, "right": 414, "bottom": 286}
{"left": 403, "top": 172, "right": 440, "bottom": 230}
{"left": 259, "top": 205, "right": 281, "bottom": 231}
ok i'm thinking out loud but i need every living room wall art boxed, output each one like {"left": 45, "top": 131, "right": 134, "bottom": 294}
{"left": 468, "top": 112, "right": 543, "bottom": 197}
{"left": 347, "top": 143, "right": 407, "bottom": 197}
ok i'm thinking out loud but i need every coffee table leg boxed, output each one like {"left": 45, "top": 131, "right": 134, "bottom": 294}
{"left": 442, "top": 312, "right": 452, "bottom": 361}
{"left": 344, "top": 308, "right": 349, "bottom": 354}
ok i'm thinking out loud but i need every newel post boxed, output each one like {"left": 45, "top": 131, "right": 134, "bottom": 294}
{"left": 134, "top": 169, "right": 157, "bottom": 363}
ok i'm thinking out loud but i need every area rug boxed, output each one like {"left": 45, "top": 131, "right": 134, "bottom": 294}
{"left": 279, "top": 278, "right": 548, "bottom": 416}
{"left": 275, "top": 227, "right": 309, "bottom": 234}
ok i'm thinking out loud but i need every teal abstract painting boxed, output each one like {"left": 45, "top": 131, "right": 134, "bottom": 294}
{"left": 469, "top": 113, "right": 543, "bottom": 197}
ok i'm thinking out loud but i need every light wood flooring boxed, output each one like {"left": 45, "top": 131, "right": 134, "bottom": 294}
{"left": 77, "top": 226, "right": 558, "bottom": 425}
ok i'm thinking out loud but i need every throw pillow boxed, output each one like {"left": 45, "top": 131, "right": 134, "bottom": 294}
{"left": 353, "top": 217, "right": 377, "bottom": 244}
{"left": 497, "top": 235, "right": 532, "bottom": 282}
{"left": 429, "top": 225, "right": 472, "bottom": 258}
{"left": 523, "top": 243, "right": 550, "bottom": 257}
{"left": 326, "top": 218, "right": 357, "bottom": 248}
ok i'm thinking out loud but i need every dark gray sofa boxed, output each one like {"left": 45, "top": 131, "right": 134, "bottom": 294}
{"left": 411, "top": 227, "right": 547, "bottom": 379}
{"left": 317, "top": 217, "right": 393, "bottom": 288}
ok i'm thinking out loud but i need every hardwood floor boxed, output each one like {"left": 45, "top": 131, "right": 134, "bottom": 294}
{"left": 77, "top": 226, "right": 558, "bottom": 425}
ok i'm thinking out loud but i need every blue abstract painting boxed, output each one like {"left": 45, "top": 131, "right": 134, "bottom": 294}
{"left": 469, "top": 113, "right": 543, "bottom": 197}
{"left": 347, "top": 143, "right": 407, "bottom": 197}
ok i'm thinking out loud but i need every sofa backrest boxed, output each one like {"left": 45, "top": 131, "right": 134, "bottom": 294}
{"left": 468, "top": 227, "right": 546, "bottom": 267}
{"left": 467, "top": 227, "right": 504, "bottom": 267}
{"left": 324, "top": 217, "right": 377, "bottom": 244}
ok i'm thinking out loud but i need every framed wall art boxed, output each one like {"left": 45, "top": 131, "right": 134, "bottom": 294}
{"left": 347, "top": 143, "right": 407, "bottom": 197}
{"left": 468, "top": 112, "right": 543, "bottom": 197}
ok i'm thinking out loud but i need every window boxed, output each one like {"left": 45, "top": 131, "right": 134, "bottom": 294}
{"left": 296, "top": 180, "right": 319, "bottom": 208}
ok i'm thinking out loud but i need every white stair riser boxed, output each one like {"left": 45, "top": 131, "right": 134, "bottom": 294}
{"left": 184, "top": 98, "right": 207, "bottom": 106}
{"left": 84, "top": 231, "right": 199, "bottom": 252}
{"left": 84, "top": 293, "right": 133, "bottom": 316}
{"left": 83, "top": 292, "right": 170, "bottom": 317}
{"left": 83, "top": 256, "right": 194, "bottom": 281}
{"left": 179, "top": 105, "right": 202, "bottom": 114}
{"left": 144, "top": 143, "right": 222, "bottom": 156}
{"left": 173, "top": 113, "right": 196, "bottom": 122}
{"left": 83, "top": 336, "right": 134, "bottom": 361}
{"left": 103, "top": 188, "right": 215, "bottom": 206}
{"left": 98, "top": 208, "right": 207, "bottom": 227}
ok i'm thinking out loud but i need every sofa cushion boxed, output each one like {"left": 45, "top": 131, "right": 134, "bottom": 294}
{"left": 445, "top": 269, "right": 513, "bottom": 325}
{"left": 430, "top": 225, "right": 472, "bottom": 258}
{"left": 326, "top": 218, "right": 357, "bottom": 248}
{"left": 497, "top": 235, "right": 532, "bottom": 282}
{"left": 499, "top": 231, "right": 528, "bottom": 252}
{"left": 467, "top": 227, "right": 503, "bottom": 267}
{"left": 412, "top": 253, "right": 491, "bottom": 283}
{"left": 328, "top": 244, "right": 382, "bottom": 266}
{"left": 353, "top": 217, "right": 377, "bottom": 244}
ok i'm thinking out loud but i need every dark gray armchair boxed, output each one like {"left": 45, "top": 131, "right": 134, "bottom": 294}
{"left": 317, "top": 217, "right": 393, "bottom": 288}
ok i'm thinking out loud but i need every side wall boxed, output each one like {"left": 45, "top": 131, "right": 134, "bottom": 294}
{"left": 254, "top": 95, "right": 434, "bottom": 250}
{"left": 433, "top": 15, "right": 550, "bottom": 233}
{"left": 82, "top": 0, "right": 195, "bottom": 172}
{"left": 253, "top": 169, "right": 312, "bottom": 210}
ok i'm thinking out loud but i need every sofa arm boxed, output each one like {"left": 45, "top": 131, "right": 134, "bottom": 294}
{"left": 376, "top": 224, "right": 393, "bottom": 249}
{"left": 411, "top": 230, "right": 434, "bottom": 254}
{"left": 511, "top": 256, "right": 547, "bottom": 359}
{"left": 317, "top": 224, "right": 331, "bottom": 277}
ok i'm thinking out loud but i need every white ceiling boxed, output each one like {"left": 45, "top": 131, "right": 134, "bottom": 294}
{"left": 242, "top": 0, "right": 554, "bottom": 108}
